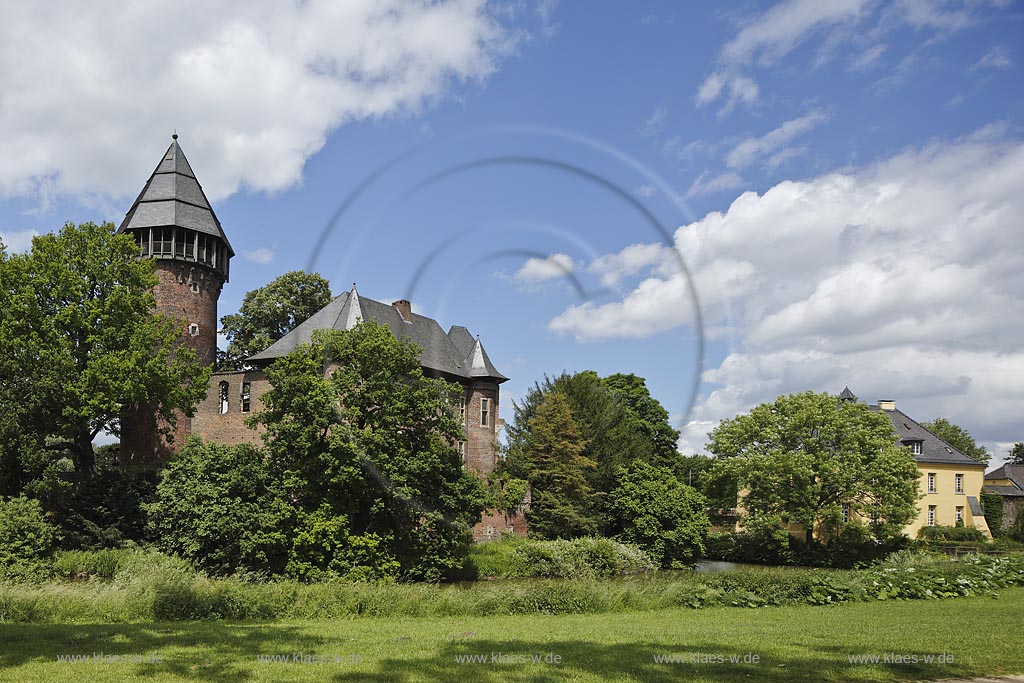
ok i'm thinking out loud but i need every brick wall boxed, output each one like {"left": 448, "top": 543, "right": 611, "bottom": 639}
{"left": 463, "top": 381, "right": 499, "bottom": 475}
{"left": 120, "top": 261, "right": 224, "bottom": 464}
{"left": 191, "top": 370, "right": 270, "bottom": 446}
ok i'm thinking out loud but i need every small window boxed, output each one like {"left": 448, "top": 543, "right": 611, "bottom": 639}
{"left": 480, "top": 397, "right": 490, "bottom": 427}
{"left": 907, "top": 440, "right": 922, "bottom": 455}
{"left": 457, "top": 440, "right": 466, "bottom": 457}
{"left": 927, "top": 472, "right": 936, "bottom": 493}
{"left": 188, "top": 323, "right": 200, "bottom": 337}
{"left": 240, "top": 381, "right": 251, "bottom": 413}
{"left": 191, "top": 282, "right": 200, "bottom": 294}
{"left": 955, "top": 473, "right": 964, "bottom": 494}
{"left": 927, "top": 505, "right": 937, "bottom": 526}
{"left": 841, "top": 503, "right": 850, "bottom": 523}
{"left": 955, "top": 506, "right": 964, "bottom": 525}
{"left": 460, "top": 395, "right": 466, "bottom": 423}
{"left": 219, "top": 381, "right": 229, "bottom": 414}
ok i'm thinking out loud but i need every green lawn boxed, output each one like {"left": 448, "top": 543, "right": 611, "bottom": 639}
{"left": 3, "top": 587, "right": 1023, "bottom": 683}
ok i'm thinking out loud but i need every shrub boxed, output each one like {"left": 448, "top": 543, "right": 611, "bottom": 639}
{"left": 468, "top": 536, "right": 654, "bottom": 578}
{"left": 53, "top": 548, "right": 134, "bottom": 580}
{"left": 917, "top": 525, "right": 987, "bottom": 543}
{"left": 0, "top": 496, "right": 60, "bottom": 580}
{"left": 146, "top": 438, "right": 296, "bottom": 577}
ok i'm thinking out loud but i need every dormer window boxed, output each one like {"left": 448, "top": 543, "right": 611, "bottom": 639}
{"left": 906, "top": 440, "right": 923, "bottom": 455}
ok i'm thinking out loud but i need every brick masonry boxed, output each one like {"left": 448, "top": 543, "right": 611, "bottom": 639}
{"left": 120, "top": 261, "right": 223, "bottom": 465}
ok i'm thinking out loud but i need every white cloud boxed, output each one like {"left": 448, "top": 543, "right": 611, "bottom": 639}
{"left": 848, "top": 43, "right": 887, "bottom": 71}
{"left": 243, "top": 247, "right": 275, "bottom": 265}
{"left": 0, "top": 229, "right": 39, "bottom": 253}
{"left": 640, "top": 104, "right": 668, "bottom": 136}
{"left": 695, "top": 72, "right": 760, "bottom": 113}
{"left": 685, "top": 171, "right": 746, "bottom": 198}
{"left": 550, "top": 127, "right": 1024, "bottom": 450}
{"left": 588, "top": 242, "right": 674, "bottom": 287}
{"left": 973, "top": 46, "right": 1013, "bottom": 71}
{"left": 514, "top": 253, "right": 576, "bottom": 285}
{"left": 724, "top": 109, "right": 830, "bottom": 169}
{"left": 721, "top": 0, "right": 871, "bottom": 66}
{"left": 0, "top": 1, "right": 516, "bottom": 208}
{"left": 635, "top": 184, "right": 657, "bottom": 198}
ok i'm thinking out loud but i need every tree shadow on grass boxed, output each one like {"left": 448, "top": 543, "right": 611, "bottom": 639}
{"left": 332, "top": 638, "right": 977, "bottom": 683}
{"left": 0, "top": 622, "right": 328, "bottom": 683}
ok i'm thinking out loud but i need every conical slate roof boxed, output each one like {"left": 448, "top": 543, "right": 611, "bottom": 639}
{"left": 117, "top": 136, "right": 234, "bottom": 255}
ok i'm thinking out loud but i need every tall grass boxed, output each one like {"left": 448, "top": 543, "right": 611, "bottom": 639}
{"left": 2, "top": 549, "right": 1023, "bottom": 623}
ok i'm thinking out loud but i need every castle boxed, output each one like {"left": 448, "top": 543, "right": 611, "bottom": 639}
{"left": 117, "top": 136, "right": 525, "bottom": 541}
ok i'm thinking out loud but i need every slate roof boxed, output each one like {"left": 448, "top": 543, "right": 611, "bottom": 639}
{"left": 248, "top": 286, "right": 508, "bottom": 383}
{"left": 116, "top": 136, "right": 234, "bottom": 255}
{"left": 867, "top": 403, "right": 984, "bottom": 466}
{"left": 984, "top": 463, "right": 1024, "bottom": 495}
{"left": 839, "top": 386, "right": 858, "bottom": 402}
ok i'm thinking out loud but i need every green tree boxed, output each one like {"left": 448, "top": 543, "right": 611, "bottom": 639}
{"left": 219, "top": 270, "right": 332, "bottom": 369}
{"left": 602, "top": 373, "right": 681, "bottom": 471}
{"left": 0, "top": 496, "right": 60, "bottom": 580}
{"left": 607, "top": 461, "right": 708, "bottom": 567}
{"left": 921, "top": 418, "right": 990, "bottom": 465}
{"left": 0, "top": 222, "right": 209, "bottom": 481}
{"left": 1008, "top": 442, "right": 1024, "bottom": 465}
{"left": 708, "top": 391, "right": 920, "bottom": 544}
{"left": 147, "top": 438, "right": 295, "bottom": 576}
{"left": 254, "top": 321, "right": 487, "bottom": 581}
{"left": 523, "top": 392, "right": 600, "bottom": 539}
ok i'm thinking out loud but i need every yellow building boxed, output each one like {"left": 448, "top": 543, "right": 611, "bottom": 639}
{"left": 853, "top": 391, "right": 991, "bottom": 539}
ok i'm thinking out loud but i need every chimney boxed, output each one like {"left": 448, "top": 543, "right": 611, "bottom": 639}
{"left": 877, "top": 399, "right": 896, "bottom": 411}
{"left": 392, "top": 299, "right": 412, "bottom": 322}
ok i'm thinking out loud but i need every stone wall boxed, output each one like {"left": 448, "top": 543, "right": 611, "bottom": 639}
{"left": 191, "top": 370, "right": 270, "bottom": 446}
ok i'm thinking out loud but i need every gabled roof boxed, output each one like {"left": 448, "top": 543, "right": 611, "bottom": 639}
{"left": 117, "top": 136, "right": 233, "bottom": 254}
{"left": 248, "top": 286, "right": 508, "bottom": 383}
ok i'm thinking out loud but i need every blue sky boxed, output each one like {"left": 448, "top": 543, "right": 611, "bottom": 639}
{"left": 1, "top": 1, "right": 1022, "bottom": 462}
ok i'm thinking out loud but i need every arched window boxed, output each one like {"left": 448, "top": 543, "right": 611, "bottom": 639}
{"left": 219, "top": 381, "right": 229, "bottom": 414}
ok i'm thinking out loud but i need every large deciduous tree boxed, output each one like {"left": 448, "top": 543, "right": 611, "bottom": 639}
{"left": 254, "top": 321, "right": 487, "bottom": 581}
{"left": 1006, "top": 442, "right": 1024, "bottom": 465}
{"left": 0, "top": 222, "right": 209, "bottom": 481}
{"left": 921, "top": 418, "right": 991, "bottom": 465}
{"left": 708, "top": 391, "right": 920, "bottom": 544}
{"left": 602, "top": 373, "right": 681, "bottom": 471}
{"left": 218, "top": 270, "right": 331, "bottom": 370}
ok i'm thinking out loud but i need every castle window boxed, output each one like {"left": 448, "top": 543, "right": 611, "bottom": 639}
{"left": 137, "top": 229, "right": 151, "bottom": 256}
{"left": 841, "top": 503, "right": 850, "bottom": 523}
{"left": 480, "top": 397, "right": 490, "bottom": 427}
{"left": 927, "top": 505, "right": 936, "bottom": 526}
{"left": 219, "top": 381, "right": 229, "bottom": 414}
{"left": 457, "top": 440, "right": 466, "bottom": 457}
{"left": 174, "top": 228, "right": 187, "bottom": 258}
{"left": 155, "top": 228, "right": 173, "bottom": 257}
{"left": 955, "top": 473, "right": 964, "bottom": 494}
{"left": 188, "top": 323, "right": 200, "bottom": 337}
{"left": 955, "top": 506, "right": 964, "bottom": 525}
{"left": 927, "top": 472, "right": 936, "bottom": 493}
{"left": 460, "top": 395, "right": 466, "bottom": 423}
{"left": 241, "top": 382, "right": 251, "bottom": 413}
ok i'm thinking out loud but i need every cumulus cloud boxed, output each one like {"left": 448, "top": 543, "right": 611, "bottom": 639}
{"left": 514, "top": 253, "right": 577, "bottom": 285}
{"left": 551, "top": 127, "right": 1024, "bottom": 450}
{"left": 0, "top": 1, "right": 516, "bottom": 207}
{"left": 724, "top": 109, "right": 830, "bottom": 169}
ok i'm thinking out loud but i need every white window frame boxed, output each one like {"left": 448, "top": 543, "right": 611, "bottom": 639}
{"left": 909, "top": 440, "right": 922, "bottom": 455}
{"left": 927, "top": 472, "right": 936, "bottom": 494}
{"left": 480, "top": 397, "right": 490, "bottom": 427}
{"left": 219, "top": 381, "right": 229, "bottom": 415}
{"left": 460, "top": 395, "right": 466, "bottom": 423}
{"left": 927, "top": 505, "right": 936, "bottom": 526}
{"left": 240, "top": 381, "right": 251, "bottom": 413}
{"left": 955, "top": 507, "right": 964, "bottom": 525}
{"left": 955, "top": 473, "right": 964, "bottom": 495}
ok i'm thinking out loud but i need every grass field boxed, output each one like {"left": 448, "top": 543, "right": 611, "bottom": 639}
{"left": 2, "top": 586, "right": 1023, "bottom": 683}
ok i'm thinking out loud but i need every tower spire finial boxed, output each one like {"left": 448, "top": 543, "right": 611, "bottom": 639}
{"left": 172, "top": 130, "right": 178, "bottom": 140}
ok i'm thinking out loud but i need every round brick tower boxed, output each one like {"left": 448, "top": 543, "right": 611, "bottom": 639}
{"left": 117, "top": 135, "right": 233, "bottom": 464}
